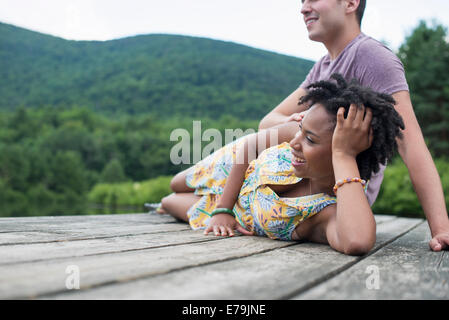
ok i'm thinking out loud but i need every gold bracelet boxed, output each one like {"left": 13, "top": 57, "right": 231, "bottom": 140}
{"left": 333, "top": 177, "right": 366, "bottom": 195}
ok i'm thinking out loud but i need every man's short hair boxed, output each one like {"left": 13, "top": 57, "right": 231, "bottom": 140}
{"left": 356, "top": 0, "right": 366, "bottom": 26}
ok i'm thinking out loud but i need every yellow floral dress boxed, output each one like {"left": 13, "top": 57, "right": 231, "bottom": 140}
{"left": 185, "top": 138, "right": 337, "bottom": 241}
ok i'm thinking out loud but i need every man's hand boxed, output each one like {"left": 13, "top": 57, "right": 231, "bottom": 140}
{"left": 204, "top": 213, "right": 254, "bottom": 237}
{"left": 283, "top": 111, "right": 308, "bottom": 124}
{"left": 429, "top": 230, "right": 449, "bottom": 251}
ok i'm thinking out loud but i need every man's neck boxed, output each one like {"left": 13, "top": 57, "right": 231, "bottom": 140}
{"left": 324, "top": 26, "right": 361, "bottom": 61}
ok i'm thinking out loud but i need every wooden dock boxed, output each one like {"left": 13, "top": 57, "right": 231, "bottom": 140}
{"left": 0, "top": 211, "right": 447, "bottom": 299}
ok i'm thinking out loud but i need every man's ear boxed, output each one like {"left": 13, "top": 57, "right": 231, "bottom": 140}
{"left": 345, "top": 0, "right": 360, "bottom": 14}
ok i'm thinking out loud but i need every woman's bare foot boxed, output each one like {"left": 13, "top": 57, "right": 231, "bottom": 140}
{"left": 144, "top": 203, "right": 167, "bottom": 214}
{"left": 156, "top": 206, "right": 167, "bottom": 214}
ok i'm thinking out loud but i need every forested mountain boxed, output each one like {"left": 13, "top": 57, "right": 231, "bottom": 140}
{"left": 0, "top": 22, "right": 314, "bottom": 119}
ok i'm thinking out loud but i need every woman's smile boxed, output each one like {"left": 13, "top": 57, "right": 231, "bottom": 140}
{"left": 291, "top": 152, "right": 307, "bottom": 167}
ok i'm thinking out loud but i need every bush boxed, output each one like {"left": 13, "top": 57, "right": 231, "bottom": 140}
{"left": 0, "top": 179, "right": 28, "bottom": 217}
{"left": 372, "top": 158, "right": 449, "bottom": 218}
{"left": 99, "top": 158, "right": 128, "bottom": 183}
{"left": 88, "top": 175, "right": 173, "bottom": 208}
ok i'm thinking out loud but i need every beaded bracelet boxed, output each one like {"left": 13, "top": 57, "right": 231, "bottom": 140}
{"left": 210, "top": 208, "right": 235, "bottom": 217}
{"left": 333, "top": 177, "right": 366, "bottom": 195}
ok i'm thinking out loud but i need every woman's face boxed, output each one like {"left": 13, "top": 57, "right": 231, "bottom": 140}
{"left": 289, "top": 104, "right": 335, "bottom": 180}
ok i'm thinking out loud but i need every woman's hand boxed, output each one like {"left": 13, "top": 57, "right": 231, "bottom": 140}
{"left": 332, "top": 104, "right": 373, "bottom": 158}
{"left": 204, "top": 213, "right": 254, "bottom": 237}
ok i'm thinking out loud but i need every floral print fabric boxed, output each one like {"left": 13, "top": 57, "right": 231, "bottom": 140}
{"left": 185, "top": 138, "right": 337, "bottom": 241}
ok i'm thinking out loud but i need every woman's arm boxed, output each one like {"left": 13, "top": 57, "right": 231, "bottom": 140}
{"left": 213, "top": 133, "right": 257, "bottom": 210}
{"left": 328, "top": 153, "right": 376, "bottom": 255}
{"left": 204, "top": 132, "right": 260, "bottom": 236}
{"left": 205, "top": 122, "right": 299, "bottom": 236}
{"left": 325, "top": 105, "right": 376, "bottom": 255}
{"left": 216, "top": 122, "right": 300, "bottom": 209}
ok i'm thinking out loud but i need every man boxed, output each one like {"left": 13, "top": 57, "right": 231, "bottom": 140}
{"left": 258, "top": 0, "right": 449, "bottom": 251}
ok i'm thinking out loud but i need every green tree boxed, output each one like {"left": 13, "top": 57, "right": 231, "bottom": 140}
{"left": 398, "top": 20, "right": 449, "bottom": 157}
{"left": 47, "top": 151, "right": 88, "bottom": 195}
{"left": 0, "top": 144, "right": 30, "bottom": 192}
{"left": 100, "top": 158, "right": 128, "bottom": 183}
{"left": 0, "top": 178, "right": 28, "bottom": 216}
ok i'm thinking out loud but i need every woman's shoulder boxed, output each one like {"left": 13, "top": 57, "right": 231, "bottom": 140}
{"left": 296, "top": 202, "right": 337, "bottom": 243}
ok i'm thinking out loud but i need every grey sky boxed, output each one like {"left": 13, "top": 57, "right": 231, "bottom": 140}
{"left": 0, "top": 0, "right": 448, "bottom": 61}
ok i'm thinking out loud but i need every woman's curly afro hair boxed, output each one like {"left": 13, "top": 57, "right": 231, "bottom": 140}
{"left": 299, "top": 73, "right": 405, "bottom": 181}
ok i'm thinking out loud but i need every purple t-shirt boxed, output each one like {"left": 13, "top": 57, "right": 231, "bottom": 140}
{"left": 300, "top": 33, "right": 409, "bottom": 206}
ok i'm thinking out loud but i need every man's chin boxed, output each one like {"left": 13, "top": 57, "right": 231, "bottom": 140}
{"left": 307, "top": 32, "right": 323, "bottom": 43}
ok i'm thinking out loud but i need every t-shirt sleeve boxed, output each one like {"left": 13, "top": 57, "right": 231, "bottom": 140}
{"left": 355, "top": 40, "right": 409, "bottom": 95}
{"left": 299, "top": 68, "right": 313, "bottom": 89}
{"left": 299, "top": 59, "right": 320, "bottom": 90}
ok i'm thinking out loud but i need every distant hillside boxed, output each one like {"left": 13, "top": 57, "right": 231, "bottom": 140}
{"left": 0, "top": 22, "right": 314, "bottom": 119}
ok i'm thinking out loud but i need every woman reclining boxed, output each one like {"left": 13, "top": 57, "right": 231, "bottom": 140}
{"left": 160, "top": 74, "right": 405, "bottom": 255}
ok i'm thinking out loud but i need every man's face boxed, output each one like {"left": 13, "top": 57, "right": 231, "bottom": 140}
{"left": 300, "top": 0, "right": 347, "bottom": 42}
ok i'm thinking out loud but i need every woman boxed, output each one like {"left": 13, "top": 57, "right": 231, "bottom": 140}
{"left": 160, "top": 74, "right": 404, "bottom": 255}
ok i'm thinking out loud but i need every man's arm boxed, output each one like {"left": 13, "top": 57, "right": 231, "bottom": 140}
{"left": 393, "top": 90, "right": 449, "bottom": 250}
{"left": 258, "top": 87, "right": 309, "bottom": 130}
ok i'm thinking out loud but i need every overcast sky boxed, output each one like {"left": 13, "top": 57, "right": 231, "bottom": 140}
{"left": 1, "top": 0, "right": 448, "bottom": 61}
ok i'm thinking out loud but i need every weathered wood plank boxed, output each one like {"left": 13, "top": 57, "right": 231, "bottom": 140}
{"left": 373, "top": 214, "right": 398, "bottom": 224}
{"left": 0, "top": 234, "right": 296, "bottom": 299}
{"left": 45, "top": 217, "right": 423, "bottom": 300}
{"left": 0, "top": 213, "right": 157, "bottom": 224}
{"left": 0, "top": 223, "right": 190, "bottom": 245}
{"left": 0, "top": 212, "right": 394, "bottom": 233}
{"left": 293, "top": 221, "right": 449, "bottom": 299}
{"left": 0, "top": 213, "right": 396, "bottom": 244}
{"left": 0, "top": 212, "right": 176, "bottom": 233}
{"left": 0, "top": 227, "right": 237, "bottom": 265}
